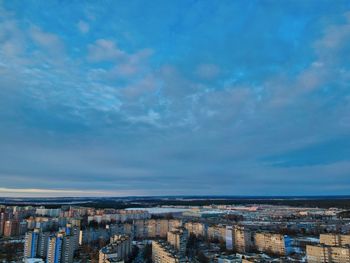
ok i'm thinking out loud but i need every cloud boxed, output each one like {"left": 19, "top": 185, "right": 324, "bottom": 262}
{"left": 195, "top": 63, "right": 220, "bottom": 80}
{"left": 127, "top": 109, "right": 161, "bottom": 126}
{"left": 121, "top": 74, "right": 158, "bottom": 98}
{"left": 77, "top": 20, "right": 89, "bottom": 34}
{"left": 87, "top": 39, "right": 125, "bottom": 62}
{"left": 315, "top": 12, "right": 350, "bottom": 54}
{"left": 107, "top": 48, "right": 153, "bottom": 78}
{"left": 0, "top": 187, "right": 141, "bottom": 197}
{"left": 29, "top": 25, "right": 65, "bottom": 54}
{"left": 263, "top": 136, "right": 350, "bottom": 167}
{"left": 0, "top": 21, "right": 25, "bottom": 58}
{"left": 267, "top": 11, "right": 350, "bottom": 108}
{"left": 0, "top": 1, "right": 350, "bottom": 196}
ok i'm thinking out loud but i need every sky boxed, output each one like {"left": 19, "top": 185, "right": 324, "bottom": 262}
{"left": 0, "top": 0, "right": 350, "bottom": 197}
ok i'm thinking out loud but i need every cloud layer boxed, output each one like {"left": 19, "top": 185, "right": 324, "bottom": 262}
{"left": 0, "top": 1, "right": 350, "bottom": 196}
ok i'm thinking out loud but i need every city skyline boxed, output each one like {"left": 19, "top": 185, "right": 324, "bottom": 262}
{"left": 1, "top": 1, "right": 350, "bottom": 197}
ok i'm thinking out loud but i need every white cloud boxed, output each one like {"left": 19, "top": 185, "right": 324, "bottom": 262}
{"left": 77, "top": 20, "right": 89, "bottom": 34}
{"left": 122, "top": 74, "right": 158, "bottom": 98}
{"left": 107, "top": 49, "right": 153, "bottom": 78}
{"left": 116, "top": 63, "right": 138, "bottom": 76}
{"left": 127, "top": 109, "right": 161, "bottom": 126}
{"left": 87, "top": 39, "right": 125, "bottom": 62}
{"left": 195, "top": 63, "right": 220, "bottom": 80}
{"left": 268, "top": 11, "right": 350, "bottom": 108}
{"left": 87, "top": 39, "right": 154, "bottom": 85}
{"left": 1, "top": 2, "right": 349, "bottom": 196}
{"left": 0, "top": 20, "right": 26, "bottom": 61}
{"left": 29, "top": 25, "right": 65, "bottom": 61}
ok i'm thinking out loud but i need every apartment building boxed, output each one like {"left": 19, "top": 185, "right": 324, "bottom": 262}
{"left": 167, "top": 227, "right": 188, "bottom": 255}
{"left": 234, "top": 226, "right": 253, "bottom": 253}
{"left": 24, "top": 229, "right": 40, "bottom": 258}
{"left": 47, "top": 233, "right": 75, "bottom": 263}
{"left": 320, "top": 233, "right": 350, "bottom": 246}
{"left": 207, "top": 225, "right": 226, "bottom": 242}
{"left": 307, "top": 244, "right": 350, "bottom": 263}
{"left": 152, "top": 240, "right": 185, "bottom": 263}
{"left": 184, "top": 222, "right": 206, "bottom": 237}
{"left": 99, "top": 235, "right": 132, "bottom": 263}
{"left": 254, "top": 232, "right": 288, "bottom": 256}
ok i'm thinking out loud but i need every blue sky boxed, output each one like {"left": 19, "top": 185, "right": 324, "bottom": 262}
{"left": 0, "top": 0, "right": 350, "bottom": 197}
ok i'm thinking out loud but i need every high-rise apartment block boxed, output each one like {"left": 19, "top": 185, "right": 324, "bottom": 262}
{"left": 320, "top": 233, "right": 350, "bottom": 246}
{"left": 307, "top": 233, "right": 350, "bottom": 263}
{"left": 167, "top": 227, "right": 188, "bottom": 256}
{"left": 47, "top": 233, "right": 75, "bottom": 263}
{"left": 233, "top": 226, "right": 253, "bottom": 253}
{"left": 307, "top": 245, "right": 350, "bottom": 263}
{"left": 24, "top": 229, "right": 50, "bottom": 259}
{"left": 152, "top": 240, "right": 186, "bottom": 263}
{"left": 24, "top": 223, "right": 78, "bottom": 263}
{"left": 254, "top": 232, "right": 290, "bottom": 256}
{"left": 24, "top": 229, "right": 40, "bottom": 258}
{"left": 3, "top": 220, "right": 17, "bottom": 237}
{"left": 99, "top": 235, "right": 132, "bottom": 263}
{"left": 225, "top": 226, "right": 234, "bottom": 250}
{"left": 47, "top": 234, "right": 63, "bottom": 263}
{"left": 37, "top": 231, "right": 50, "bottom": 258}
{"left": 184, "top": 222, "right": 206, "bottom": 237}
{"left": 132, "top": 219, "right": 181, "bottom": 239}
{"left": 224, "top": 226, "right": 252, "bottom": 253}
{"left": 207, "top": 225, "right": 226, "bottom": 242}
{"left": 0, "top": 212, "right": 5, "bottom": 236}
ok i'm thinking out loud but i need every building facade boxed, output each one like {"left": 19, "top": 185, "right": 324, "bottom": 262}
{"left": 234, "top": 226, "right": 253, "bottom": 253}
{"left": 99, "top": 235, "right": 132, "bottom": 263}
{"left": 254, "top": 232, "right": 287, "bottom": 256}
{"left": 307, "top": 245, "right": 350, "bottom": 263}
{"left": 320, "top": 234, "right": 350, "bottom": 246}
{"left": 152, "top": 240, "right": 184, "bottom": 263}
{"left": 47, "top": 233, "right": 75, "bottom": 263}
{"left": 24, "top": 229, "right": 40, "bottom": 258}
{"left": 167, "top": 227, "right": 188, "bottom": 256}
